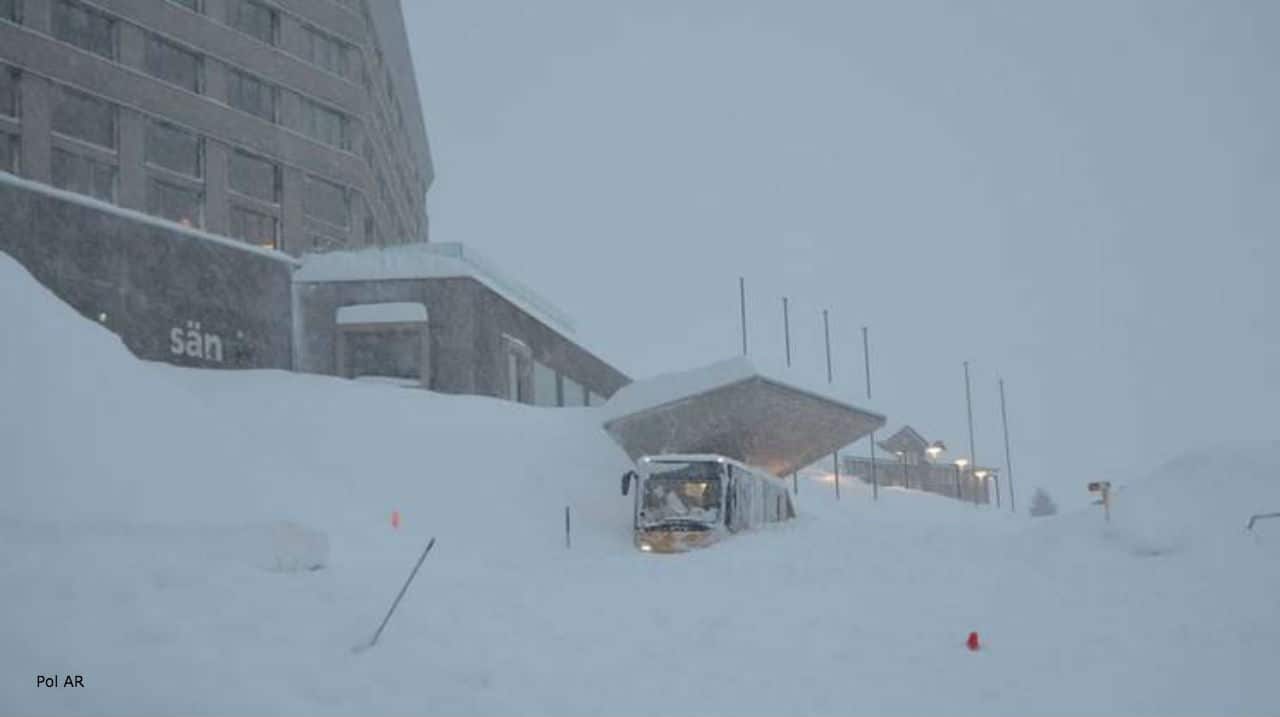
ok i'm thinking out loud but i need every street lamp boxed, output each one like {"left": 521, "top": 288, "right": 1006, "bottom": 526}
{"left": 953, "top": 458, "right": 968, "bottom": 501}
{"left": 926, "top": 442, "right": 945, "bottom": 493}
{"left": 974, "top": 468, "right": 989, "bottom": 507}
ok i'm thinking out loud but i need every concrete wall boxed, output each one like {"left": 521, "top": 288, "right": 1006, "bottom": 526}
{"left": 0, "top": 177, "right": 294, "bottom": 369}
{"left": 294, "top": 276, "right": 629, "bottom": 400}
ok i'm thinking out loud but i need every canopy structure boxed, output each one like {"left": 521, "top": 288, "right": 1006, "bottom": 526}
{"left": 601, "top": 358, "right": 886, "bottom": 477}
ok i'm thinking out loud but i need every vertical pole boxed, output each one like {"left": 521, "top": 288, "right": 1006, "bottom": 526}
{"left": 739, "top": 277, "right": 748, "bottom": 356}
{"left": 825, "top": 309, "right": 837, "bottom": 498}
{"left": 834, "top": 452, "right": 841, "bottom": 500}
{"left": 564, "top": 506, "right": 571, "bottom": 549}
{"left": 999, "top": 378, "right": 1016, "bottom": 513}
{"left": 862, "top": 326, "right": 878, "bottom": 501}
{"left": 823, "top": 309, "right": 833, "bottom": 384}
{"left": 964, "top": 361, "right": 979, "bottom": 507}
{"left": 783, "top": 297, "right": 791, "bottom": 367}
{"left": 953, "top": 465, "right": 962, "bottom": 500}
{"left": 901, "top": 453, "right": 908, "bottom": 490}
{"left": 792, "top": 472, "right": 797, "bottom": 495}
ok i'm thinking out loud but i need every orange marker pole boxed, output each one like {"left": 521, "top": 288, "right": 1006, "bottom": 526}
{"left": 391, "top": 510, "right": 400, "bottom": 529}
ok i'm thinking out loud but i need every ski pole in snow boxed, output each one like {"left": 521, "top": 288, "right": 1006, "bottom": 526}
{"left": 356, "top": 537, "right": 436, "bottom": 652}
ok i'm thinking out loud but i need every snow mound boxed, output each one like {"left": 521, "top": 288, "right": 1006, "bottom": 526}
{"left": 4, "top": 249, "right": 1279, "bottom": 717}
{"left": 1101, "top": 441, "right": 1280, "bottom": 557}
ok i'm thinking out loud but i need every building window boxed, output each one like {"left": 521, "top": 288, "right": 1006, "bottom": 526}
{"left": 144, "top": 35, "right": 201, "bottom": 93}
{"left": 228, "top": 149, "right": 278, "bottom": 202}
{"left": 560, "top": 375, "right": 585, "bottom": 407}
{"left": 228, "top": 204, "right": 277, "bottom": 249}
{"left": 227, "top": 70, "right": 275, "bottom": 122}
{"left": 226, "top": 0, "right": 276, "bottom": 45}
{"left": 0, "top": 64, "right": 16, "bottom": 118}
{"left": 298, "top": 97, "right": 348, "bottom": 149}
{"left": 533, "top": 361, "right": 558, "bottom": 407}
{"left": 343, "top": 329, "right": 421, "bottom": 381}
{"left": 51, "top": 147, "right": 115, "bottom": 202}
{"left": 303, "top": 174, "right": 349, "bottom": 227}
{"left": 147, "top": 179, "right": 202, "bottom": 227}
{"left": 52, "top": 86, "right": 116, "bottom": 149}
{"left": 503, "top": 335, "right": 531, "bottom": 403}
{"left": 145, "top": 120, "right": 202, "bottom": 177}
{"left": 52, "top": 0, "right": 115, "bottom": 61}
{"left": 302, "top": 25, "right": 349, "bottom": 77}
{"left": 0, "top": 132, "right": 17, "bottom": 174}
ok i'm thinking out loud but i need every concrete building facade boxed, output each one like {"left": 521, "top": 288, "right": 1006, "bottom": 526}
{"left": 293, "top": 243, "right": 629, "bottom": 404}
{"left": 0, "top": 0, "right": 630, "bottom": 402}
{"left": 1, "top": 0, "right": 430, "bottom": 255}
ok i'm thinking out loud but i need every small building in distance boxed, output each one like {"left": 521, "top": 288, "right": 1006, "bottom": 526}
{"left": 842, "top": 425, "right": 997, "bottom": 504}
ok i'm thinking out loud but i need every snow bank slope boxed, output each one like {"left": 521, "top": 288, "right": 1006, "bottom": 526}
{"left": 0, "top": 251, "right": 633, "bottom": 553}
{"left": 2, "top": 251, "right": 1277, "bottom": 717}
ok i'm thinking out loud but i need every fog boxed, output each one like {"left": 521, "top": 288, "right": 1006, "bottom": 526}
{"left": 404, "top": 0, "right": 1277, "bottom": 503}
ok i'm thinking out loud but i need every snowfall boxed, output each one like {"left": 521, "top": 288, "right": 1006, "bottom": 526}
{"left": 2, "top": 251, "right": 1277, "bottom": 716}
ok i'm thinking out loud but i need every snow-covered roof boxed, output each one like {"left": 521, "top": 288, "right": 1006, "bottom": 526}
{"left": 295, "top": 243, "right": 575, "bottom": 336}
{"left": 600, "top": 357, "right": 873, "bottom": 423}
{"left": 599, "top": 358, "right": 755, "bottom": 422}
{"left": 602, "top": 357, "right": 887, "bottom": 476}
{"left": 0, "top": 171, "right": 300, "bottom": 266}
{"left": 336, "top": 302, "right": 428, "bottom": 325}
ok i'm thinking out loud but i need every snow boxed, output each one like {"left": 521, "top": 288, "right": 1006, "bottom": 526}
{"left": 600, "top": 355, "right": 884, "bottom": 424}
{"left": 335, "top": 302, "right": 428, "bottom": 325}
{"left": 295, "top": 243, "right": 575, "bottom": 336}
{"left": 2, "top": 249, "right": 1278, "bottom": 716}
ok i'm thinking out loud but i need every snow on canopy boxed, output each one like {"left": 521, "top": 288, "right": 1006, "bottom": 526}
{"left": 295, "top": 242, "right": 575, "bottom": 336}
{"left": 335, "top": 302, "right": 428, "bottom": 325}
{"left": 602, "top": 357, "right": 886, "bottom": 475}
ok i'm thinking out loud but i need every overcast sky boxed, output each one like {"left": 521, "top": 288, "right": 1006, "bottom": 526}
{"left": 403, "top": 0, "right": 1277, "bottom": 503}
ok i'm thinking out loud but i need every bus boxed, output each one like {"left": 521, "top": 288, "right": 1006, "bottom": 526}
{"left": 620, "top": 453, "right": 796, "bottom": 553}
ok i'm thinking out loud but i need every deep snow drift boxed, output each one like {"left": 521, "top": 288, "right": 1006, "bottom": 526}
{"left": 2, "top": 251, "right": 1277, "bottom": 716}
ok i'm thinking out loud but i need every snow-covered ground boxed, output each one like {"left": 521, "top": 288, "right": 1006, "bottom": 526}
{"left": 2, "top": 251, "right": 1277, "bottom": 716}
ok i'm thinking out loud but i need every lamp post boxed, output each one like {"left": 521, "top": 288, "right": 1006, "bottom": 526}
{"left": 927, "top": 441, "right": 945, "bottom": 493}
{"left": 975, "top": 469, "right": 989, "bottom": 506}
{"left": 954, "top": 458, "right": 968, "bottom": 502}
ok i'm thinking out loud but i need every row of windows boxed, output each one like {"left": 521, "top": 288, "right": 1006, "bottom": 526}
{"left": 38, "top": 81, "right": 353, "bottom": 250}
{"left": 169, "top": 0, "right": 356, "bottom": 82}
{"left": 505, "top": 339, "right": 602, "bottom": 408}
{"left": 188, "top": 0, "right": 357, "bottom": 83}
{"left": 533, "top": 361, "right": 603, "bottom": 407}
{"left": 42, "top": 0, "right": 354, "bottom": 152}
{"left": 2, "top": 6, "right": 415, "bottom": 246}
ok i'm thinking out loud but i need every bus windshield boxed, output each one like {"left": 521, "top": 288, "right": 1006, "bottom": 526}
{"left": 640, "top": 461, "right": 724, "bottom": 526}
